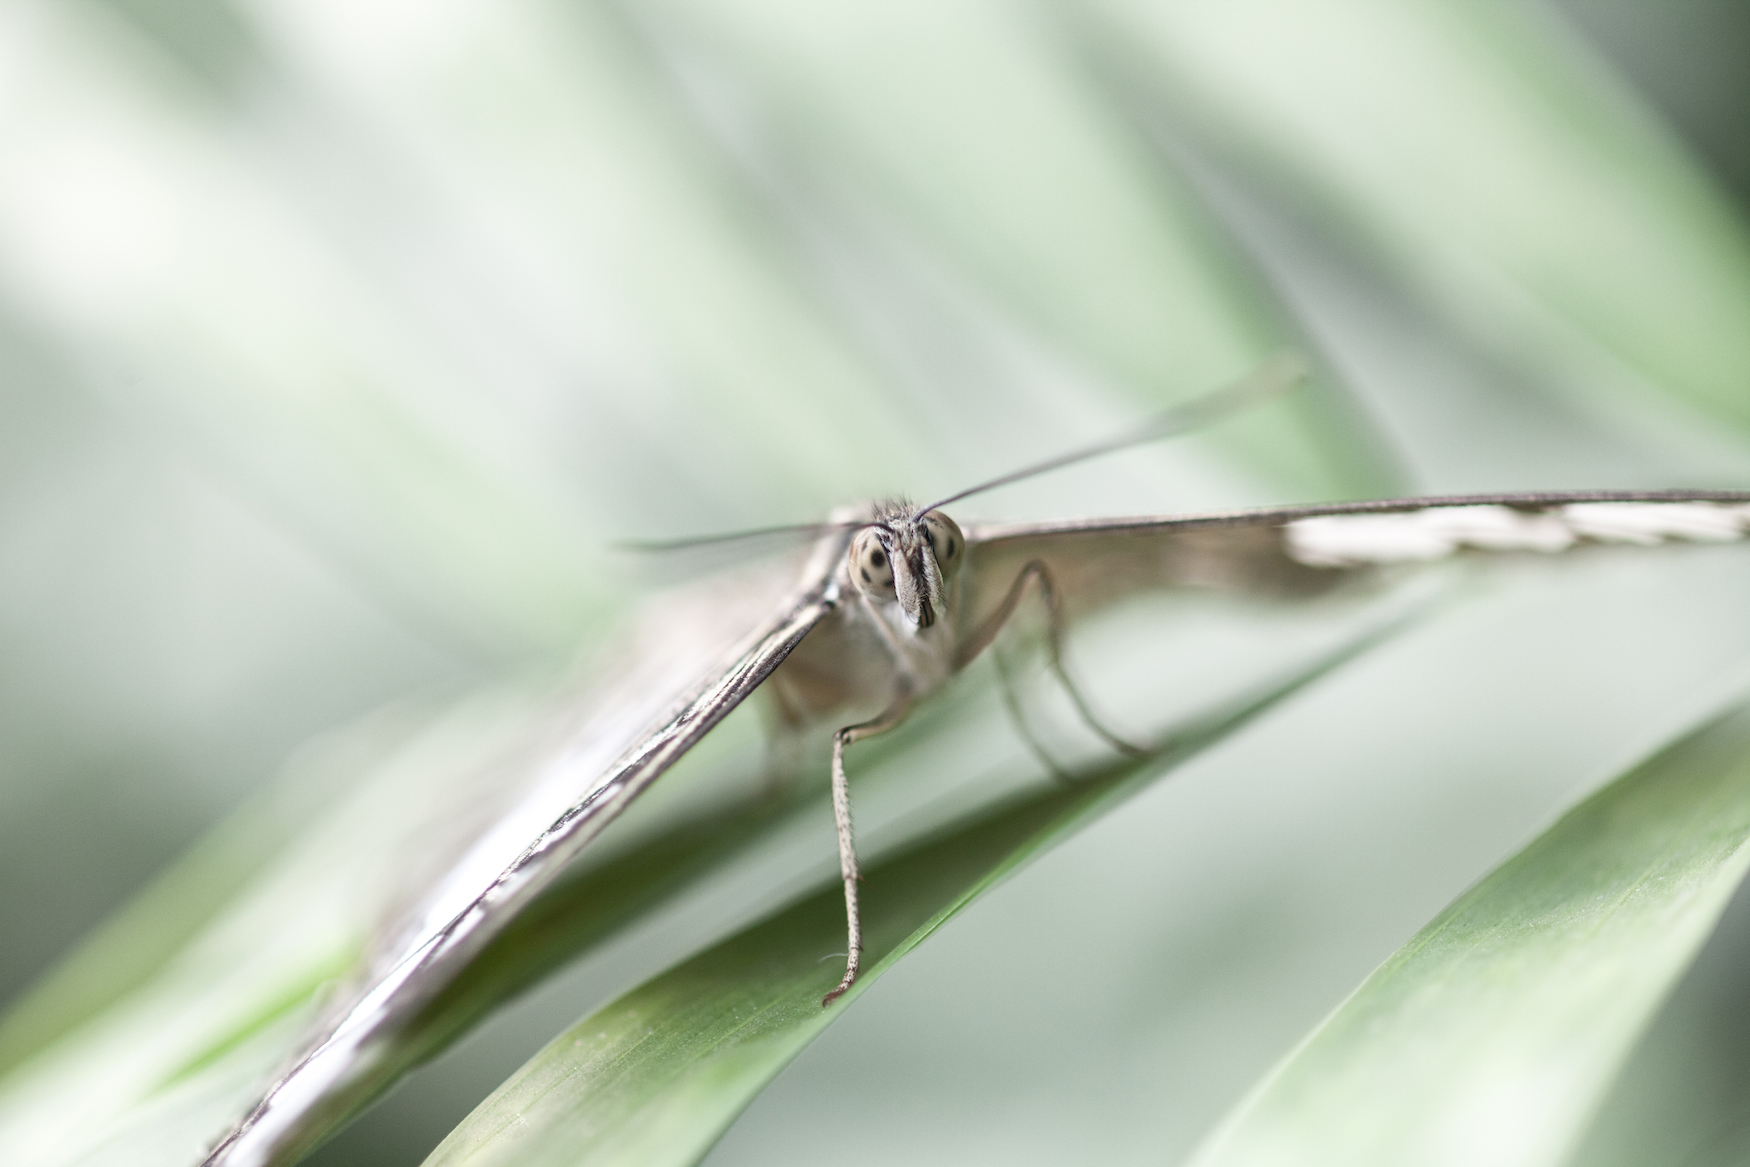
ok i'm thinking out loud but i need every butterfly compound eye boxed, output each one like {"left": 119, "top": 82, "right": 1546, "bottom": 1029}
{"left": 851, "top": 529, "right": 898, "bottom": 601}
{"left": 922, "top": 510, "right": 964, "bottom": 575}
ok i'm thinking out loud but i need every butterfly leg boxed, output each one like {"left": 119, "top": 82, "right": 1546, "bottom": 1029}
{"left": 991, "top": 640, "right": 1072, "bottom": 782}
{"left": 957, "top": 560, "right": 1145, "bottom": 776}
{"left": 822, "top": 691, "right": 914, "bottom": 1007}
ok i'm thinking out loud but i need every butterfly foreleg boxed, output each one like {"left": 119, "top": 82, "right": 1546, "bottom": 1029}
{"left": 958, "top": 559, "right": 1145, "bottom": 776}
{"left": 822, "top": 690, "right": 914, "bottom": 1006}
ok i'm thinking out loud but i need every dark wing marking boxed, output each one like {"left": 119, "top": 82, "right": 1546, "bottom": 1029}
{"left": 958, "top": 490, "right": 1750, "bottom": 635}
{"left": 203, "top": 557, "right": 842, "bottom": 1167}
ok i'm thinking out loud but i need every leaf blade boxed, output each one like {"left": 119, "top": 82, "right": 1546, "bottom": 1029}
{"left": 418, "top": 620, "right": 1406, "bottom": 1167}
{"left": 1189, "top": 691, "right": 1750, "bottom": 1167}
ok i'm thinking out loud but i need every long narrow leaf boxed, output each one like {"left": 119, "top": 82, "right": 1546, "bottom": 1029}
{"left": 419, "top": 622, "right": 1401, "bottom": 1167}
{"left": 1189, "top": 689, "right": 1750, "bottom": 1167}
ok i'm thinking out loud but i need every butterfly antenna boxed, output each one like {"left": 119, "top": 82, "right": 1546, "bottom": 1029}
{"left": 615, "top": 518, "right": 865, "bottom": 554}
{"left": 913, "top": 352, "right": 1308, "bottom": 517}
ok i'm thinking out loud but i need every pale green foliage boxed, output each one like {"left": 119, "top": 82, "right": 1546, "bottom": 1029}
{"left": 1191, "top": 702, "right": 1750, "bottom": 1167}
{"left": 1, "top": 3, "right": 1749, "bottom": 1167}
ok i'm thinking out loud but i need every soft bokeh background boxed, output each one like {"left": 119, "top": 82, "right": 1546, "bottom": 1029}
{"left": 3, "top": 2, "right": 1750, "bottom": 1165}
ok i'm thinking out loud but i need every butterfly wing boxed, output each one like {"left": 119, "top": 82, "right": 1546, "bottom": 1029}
{"left": 204, "top": 542, "right": 844, "bottom": 1166}
{"left": 957, "top": 490, "right": 1750, "bottom": 642}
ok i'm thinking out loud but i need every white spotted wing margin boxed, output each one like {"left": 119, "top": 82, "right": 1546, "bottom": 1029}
{"left": 200, "top": 544, "right": 845, "bottom": 1167}
{"left": 957, "top": 490, "right": 1750, "bottom": 631}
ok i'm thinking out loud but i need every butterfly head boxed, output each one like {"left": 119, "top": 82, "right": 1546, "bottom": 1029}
{"left": 849, "top": 504, "right": 964, "bottom": 628}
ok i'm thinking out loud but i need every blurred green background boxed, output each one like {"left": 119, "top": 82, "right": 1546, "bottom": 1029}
{"left": 3, "top": 2, "right": 1750, "bottom": 1165}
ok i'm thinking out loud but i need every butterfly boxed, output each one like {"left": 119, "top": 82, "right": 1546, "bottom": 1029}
{"left": 202, "top": 356, "right": 1750, "bottom": 1164}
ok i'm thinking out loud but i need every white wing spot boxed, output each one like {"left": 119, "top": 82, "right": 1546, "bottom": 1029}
{"left": 1419, "top": 505, "right": 1576, "bottom": 552}
{"left": 1287, "top": 514, "right": 1457, "bottom": 566}
{"left": 1561, "top": 503, "right": 1747, "bottom": 544}
{"left": 1287, "top": 502, "right": 1750, "bottom": 567}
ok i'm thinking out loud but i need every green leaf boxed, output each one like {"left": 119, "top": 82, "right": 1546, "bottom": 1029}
{"left": 418, "top": 626, "right": 1397, "bottom": 1167}
{"left": 1188, "top": 691, "right": 1750, "bottom": 1167}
